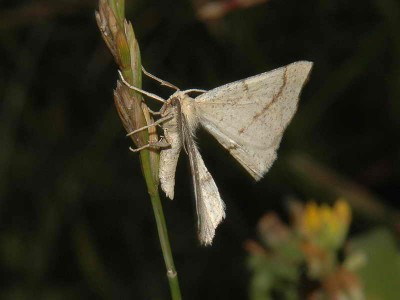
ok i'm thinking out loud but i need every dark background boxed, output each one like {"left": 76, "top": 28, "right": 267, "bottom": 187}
{"left": 1, "top": 0, "right": 399, "bottom": 299}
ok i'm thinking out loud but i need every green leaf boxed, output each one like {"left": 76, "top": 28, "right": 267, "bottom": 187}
{"left": 248, "top": 255, "right": 300, "bottom": 300}
{"left": 349, "top": 228, "right": 400, "bottom": 300}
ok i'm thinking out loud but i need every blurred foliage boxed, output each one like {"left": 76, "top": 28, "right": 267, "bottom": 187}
{"left": 247, "top": 200, "right": 365, "bottom": 300}
{"left": 0, "top": 0, "right": 399, "bottom": 299}
{"left": 349, "top": 229, "right": 400, "bottom": 300}
{"left": 247, "top": 201, "right": 400, "bottom": 300}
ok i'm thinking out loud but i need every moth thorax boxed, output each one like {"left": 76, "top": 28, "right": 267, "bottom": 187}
{"left": 180, "top": 94, "right": 200, "bottom": 134}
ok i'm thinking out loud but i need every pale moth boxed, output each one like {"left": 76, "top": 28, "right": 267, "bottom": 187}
{"left": 120, "top": 61, "right": 313, "bottom": 245}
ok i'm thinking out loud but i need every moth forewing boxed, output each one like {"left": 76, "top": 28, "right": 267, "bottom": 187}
{"left": 158, "top": 118, "right": 182, "bottom": 200}
{"left": 194, "top": 61, "right": 313, "bottom": 180}
{"left": 158, "top": 94, "right": 225, "bottom": 245}
{"left": 158, "top": 97, "right": 185, "bottom": 200}
{"left": 181, "top": 113, "right": 225, "bottom": 246}
{"left": 158, "top": 93, "right": 200, "bottom": 200}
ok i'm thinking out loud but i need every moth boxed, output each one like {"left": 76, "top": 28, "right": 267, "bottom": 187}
{"left": 120, "top": 61, "right": 313, "bottom": 245}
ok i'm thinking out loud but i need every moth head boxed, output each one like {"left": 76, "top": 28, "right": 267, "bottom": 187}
{"left": 161, "top": 91, "right": 183, "bottom": 116}
{"left": 164, "top": 91, "right": 187, "bottom": 108}
{"left": 169, "top": 90, "right": 187, "bottom": 102}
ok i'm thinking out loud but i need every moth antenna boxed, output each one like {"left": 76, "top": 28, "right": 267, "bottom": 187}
{"left": 182, "top": 89, "right": 207, "bottom": 95}
{"left": 118, "top": 70, "right": 166, "bottom": 103}
{"left": 142, "top": 66, "right": 180, "bottom": 91}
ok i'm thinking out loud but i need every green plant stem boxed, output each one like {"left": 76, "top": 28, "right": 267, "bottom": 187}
{"left": 140, "top": 150, "right": 182, "bottom": 300}
{"left": 96, "top": 1, "right": 182, "bottom": 297}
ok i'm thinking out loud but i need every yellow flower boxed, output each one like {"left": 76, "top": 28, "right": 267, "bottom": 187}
{"left": 299, "top": 199, "right": 351, "bottom": 250}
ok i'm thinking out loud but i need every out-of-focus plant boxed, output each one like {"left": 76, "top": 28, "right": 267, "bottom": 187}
{"left": 195, "top": 0, "right": 268, "bottom": 22}
{"left": 246, "top": 199, "right": 364, "bottom": 300}
{"left": 294, "top": 200, "right": 352, "bottom": 280}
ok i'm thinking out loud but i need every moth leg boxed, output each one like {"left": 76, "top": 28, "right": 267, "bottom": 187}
{"left": 126, "top": 115, "right": 173, "bottom": 137}
{"left": 142, "top": 66, "right": 180, "bottom": 91}
{"left": 129, "top": 144, "right": 151, "bottom": 152}
{"left": 118, "top": 70, "right": 166, "bottom": 103}
{"left": 147, "top": 106, "right": 162, "bottom": 115}
{"left": 129, "top": 137, "right": 170, "bottom": 152}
